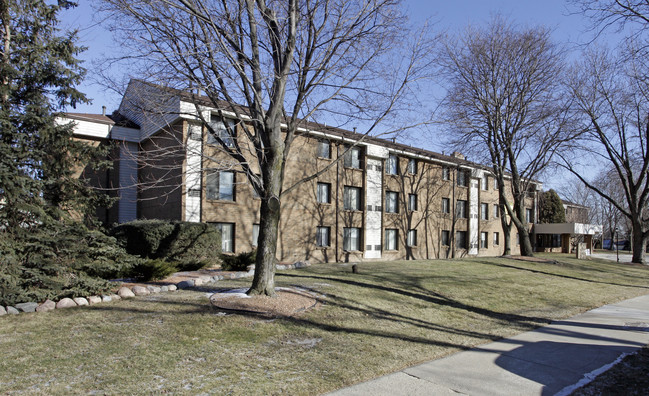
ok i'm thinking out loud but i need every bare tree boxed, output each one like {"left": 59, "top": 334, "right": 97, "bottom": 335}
{"left": 438, "top": 17, "right": 574, "bottom": 257}
{"left": 99, "top": 0, "right": 435, "bottom": 295}
{"left": 571, "top": 0, "right": 649, "bottom": 40}
{"left": 560, "top": 47, "right": 649, "bottom": 263}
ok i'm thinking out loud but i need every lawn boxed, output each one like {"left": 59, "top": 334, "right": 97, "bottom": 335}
{"left": 1, "top": 253, "right": 648, "bottom": 395}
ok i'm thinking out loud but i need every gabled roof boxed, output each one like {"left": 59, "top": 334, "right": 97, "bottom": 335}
{"left": 65, "top": 112, "right": 140, "bottom": 129}
{"left": 125, "top": 79, "right": 482, "bottom": 169}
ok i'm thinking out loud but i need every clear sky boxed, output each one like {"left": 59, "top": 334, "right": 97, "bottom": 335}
{"left": 61, "top": 0, "right": 595, "bottom": 115}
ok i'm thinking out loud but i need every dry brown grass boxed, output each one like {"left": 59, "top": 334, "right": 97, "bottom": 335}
{"left": 1, "top": 253, "right": 648, "bottom": 395}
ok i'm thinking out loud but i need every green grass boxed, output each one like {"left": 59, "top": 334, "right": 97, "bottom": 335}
{"left": 1, "top": 253, "right": 648, "bottom": 394}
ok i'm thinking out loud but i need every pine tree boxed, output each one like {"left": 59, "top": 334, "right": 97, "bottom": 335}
{"left": 539, "top": 189, "right": 566, "bottom": 224}
{"left": 0, "top": 0, "right": 107, "bottom": 231}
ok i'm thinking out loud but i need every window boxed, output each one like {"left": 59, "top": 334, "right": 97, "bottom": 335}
{"left": 317, "top": 140, "right": 330, "bottom": 159}
{"left": 494, "top": 232, "right": 500, "bottom": 246}
{"left": 386, "top": 154, "right": 398, "bottom": 175}
{"left": 407, "top": 229, "right": 417, "bottom": 247}
{"left": 442, "top": 198, "right": 450, "bottom": 214}
{"left": 207, "top": 116, "right": 236, "bottom": 148}
{"left": 456, "top": 200, "right": 467, "bottom": 218}
{"left": 206, "top": 171, "right": 234, "bottom": 201}
{"left": 385, "top": 229, "right": 398, "bottom": 250}
{"left": 385, "top": 191, "right": 399, "bottom": 213}
{"left": 526, "top": 208, "right": 534, "bottom": 223}
{"left": 457, "top": 170, "right": 469, "bottom": 187}
{"left": 481, "top": 203, "right": 488, "bottom": 220}
{"left": 456, "top": 231, "right": 467, "bottom": 249}
{"left": 252, "top": 224, "right": 259, "bottom": 247}
{"left": 494, "top": 177, "right": 499, "bottom": 190}
{"left": 481, "top": 174, "right": 489, "bottom": 190}
{"left": 493, "top": 204, "right": 499, "bottom": 218}
{"left": 441, "top": 230, "right": 450, "bottom": 246}
{"left": 344, "top": 186, "right": 362, "bottom": 211}
{"left": 343, "top": 227, "right": 361, "bottom": 251}
{"left": 344, "top": 146, "right": 361, "bottom": 169}
{"left": 188, "top": 124, "right": 202, "bottom": 140}
{"left": 214, "top": 223, "right": 234, "bottom": 253}
{"left": 316, "top": 226, "right": 330, "bottom": 247}
{"left": 407, "top": 159, "right": 417, "bottom": 174}
{"left": 317, "top": 182, "right": 331, "bottom": 204}
{"left": 408, "top": 194, "right": 418, "bottom": 211}
{"left": 517, "top": 233, "right": 520, "bottom": 246}
{"left": 442, "top": 166, "right": 450, "bottom": 180}
{"left": 480, "top": 232, "right": 488, "bottom": 249}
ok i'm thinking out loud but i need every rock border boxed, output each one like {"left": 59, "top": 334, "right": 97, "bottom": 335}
{"left": 0, "top": 261, "right": 310, "bottom": 317}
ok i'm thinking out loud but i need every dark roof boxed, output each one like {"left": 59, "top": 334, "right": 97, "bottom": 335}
{"left": 65, "top": 112, "right": 140, "bottom": 129}
{"left": 127, "top": 79, "right": 481, "bottom": 169}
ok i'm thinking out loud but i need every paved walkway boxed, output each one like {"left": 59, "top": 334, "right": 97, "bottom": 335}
{"left": 328, "top": 294, "right": 649, "bottom": 396}
{"left": 590, "top": 252, "right": 633, "bottom": 263}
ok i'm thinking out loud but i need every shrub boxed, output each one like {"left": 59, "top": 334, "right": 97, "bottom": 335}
{"left": 111, "top": 220, "right": 221, "bottom": 267}
{"left": 126, "top": 259, "right": 178, "bottom": 281}
{"left": 0, "top": 220, "right": 141, "bottom": 306}
{"left": 220, "top": 250, "right": 256, "bottom": 272}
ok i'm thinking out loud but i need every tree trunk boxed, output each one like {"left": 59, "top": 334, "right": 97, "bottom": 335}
{"left": 518, "top": 225, "right": 534, "bottom": 256}
{"left": 248, "top": 195, "right": 280, "bottom": 296}
{"left": 499, "top": 196, "right": 512, "bottom": 256}
{"left": 630, "top": 219, "right": 647, "bottom": 264}
{"left": 247, "top": 125, "right": 285, "bottom": 297}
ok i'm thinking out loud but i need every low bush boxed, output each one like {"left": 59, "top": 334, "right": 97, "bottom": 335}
{"left": 220, "top": 250, "right": 256, "bottom": 272}
{"left": 126, "top": 259, "right": 178, "bottom": 281}
{"left": 111, "top": 220, "right": 221, "bottom": 267}
{"left": 0, "top": 220, "right": 141, "bottom": 306}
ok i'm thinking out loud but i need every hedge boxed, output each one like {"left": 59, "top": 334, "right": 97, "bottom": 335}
{"left": 0, "top": 221, "right": 141, "bottom": 306}
{"left": 110, "top": 220, "right": 222, "bottom": 268}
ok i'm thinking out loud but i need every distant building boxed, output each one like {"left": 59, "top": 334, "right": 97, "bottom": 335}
{"left": 534, "top": 198, "right": 601, "bottom": 254}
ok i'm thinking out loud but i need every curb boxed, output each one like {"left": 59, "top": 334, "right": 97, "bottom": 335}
{"left": 1, "top": 261, "right": 310, "bottom": 317}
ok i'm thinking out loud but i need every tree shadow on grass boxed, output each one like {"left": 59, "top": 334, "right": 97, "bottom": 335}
{"left": 280, "top": 272, "right": 551, "bottom": 328}
{"left": 473, "top": 260, "right": 649, "bottom": 290}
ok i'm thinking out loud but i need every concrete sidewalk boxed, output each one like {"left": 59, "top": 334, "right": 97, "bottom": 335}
{"left": 328, "top": 294, "right": 649, "bottom": 396}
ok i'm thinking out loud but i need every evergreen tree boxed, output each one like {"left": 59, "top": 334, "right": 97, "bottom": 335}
{"left": 539, "top": 189, "right": 566, "bottom": 224}
{"left": 0, "top": 0, "right": 107, "bottom": 231}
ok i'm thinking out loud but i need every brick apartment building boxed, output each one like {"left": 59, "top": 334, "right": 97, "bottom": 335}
{"left": 64, "top": 80, "right": 541, "bottom": 263}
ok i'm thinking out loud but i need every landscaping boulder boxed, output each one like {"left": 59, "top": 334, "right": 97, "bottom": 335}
{"left": 56, "top": 298, "right": 77, "bottom": 309}
{"left": 36, "top": 300, "right": 56, "bottom": 313}
{"left": 177, "top": 280, "right": 194, "bottom": 289}
{"left": 15, "top": 302, "right": 38, "bottom": 313}
{"left": 110, "top": 294, "right": 121, "bottom": 301}
{"left": 160, "top": 285, "right": 169, "bottom": 292}
{"left": 131, "top": 286, "right": 150, "bottom": 296}
{"left": 101, "top": 295, "right": 112, "bottom": 303}
{"left": 0, "top": 306, "right": 7, "bottom": 315}
{"left": 146, "top": 285, "right": 161, "bottom": 293}
{"left": 167, "top": 284, "right": 177, "bottom": 292}
{"left": 118, "top": 287, "right": 136, "bottom": 298}
{"left": 6, "top": 306, "right": 19, "bottom": 314}
{"left": 87, "top": 296, "right": 102, "bottom": 305}
{"left": 73, "top": 297, "right": 89, "bottom": 306}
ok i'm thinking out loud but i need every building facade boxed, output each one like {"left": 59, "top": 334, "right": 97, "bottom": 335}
{"left": 64, "top": 80, "right": 540, "bottom": 263}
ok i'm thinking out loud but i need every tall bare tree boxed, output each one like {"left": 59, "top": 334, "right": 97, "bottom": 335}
{"left": 438, "top": 17, "right": 573, "bottom": 256}
{"left": 561, "top": 47, "right": 649, "bottom": 263}
{"left": 571, "top": 0, "right": 649, "bottom": 39}
{"left": 99, "top": 0, "right": 434, "bottom": 295}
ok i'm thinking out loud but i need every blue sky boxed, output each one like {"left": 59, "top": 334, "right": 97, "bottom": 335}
{"left": 61, "top": 0, "right": 595, "bottom": 115}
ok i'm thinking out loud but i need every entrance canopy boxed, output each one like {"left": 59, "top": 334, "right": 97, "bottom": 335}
{"left": 534, "top": 223, "right": 603, "bottom": 254}
{"left": 534, "top": 223, "right": 602, "bottom": 235}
